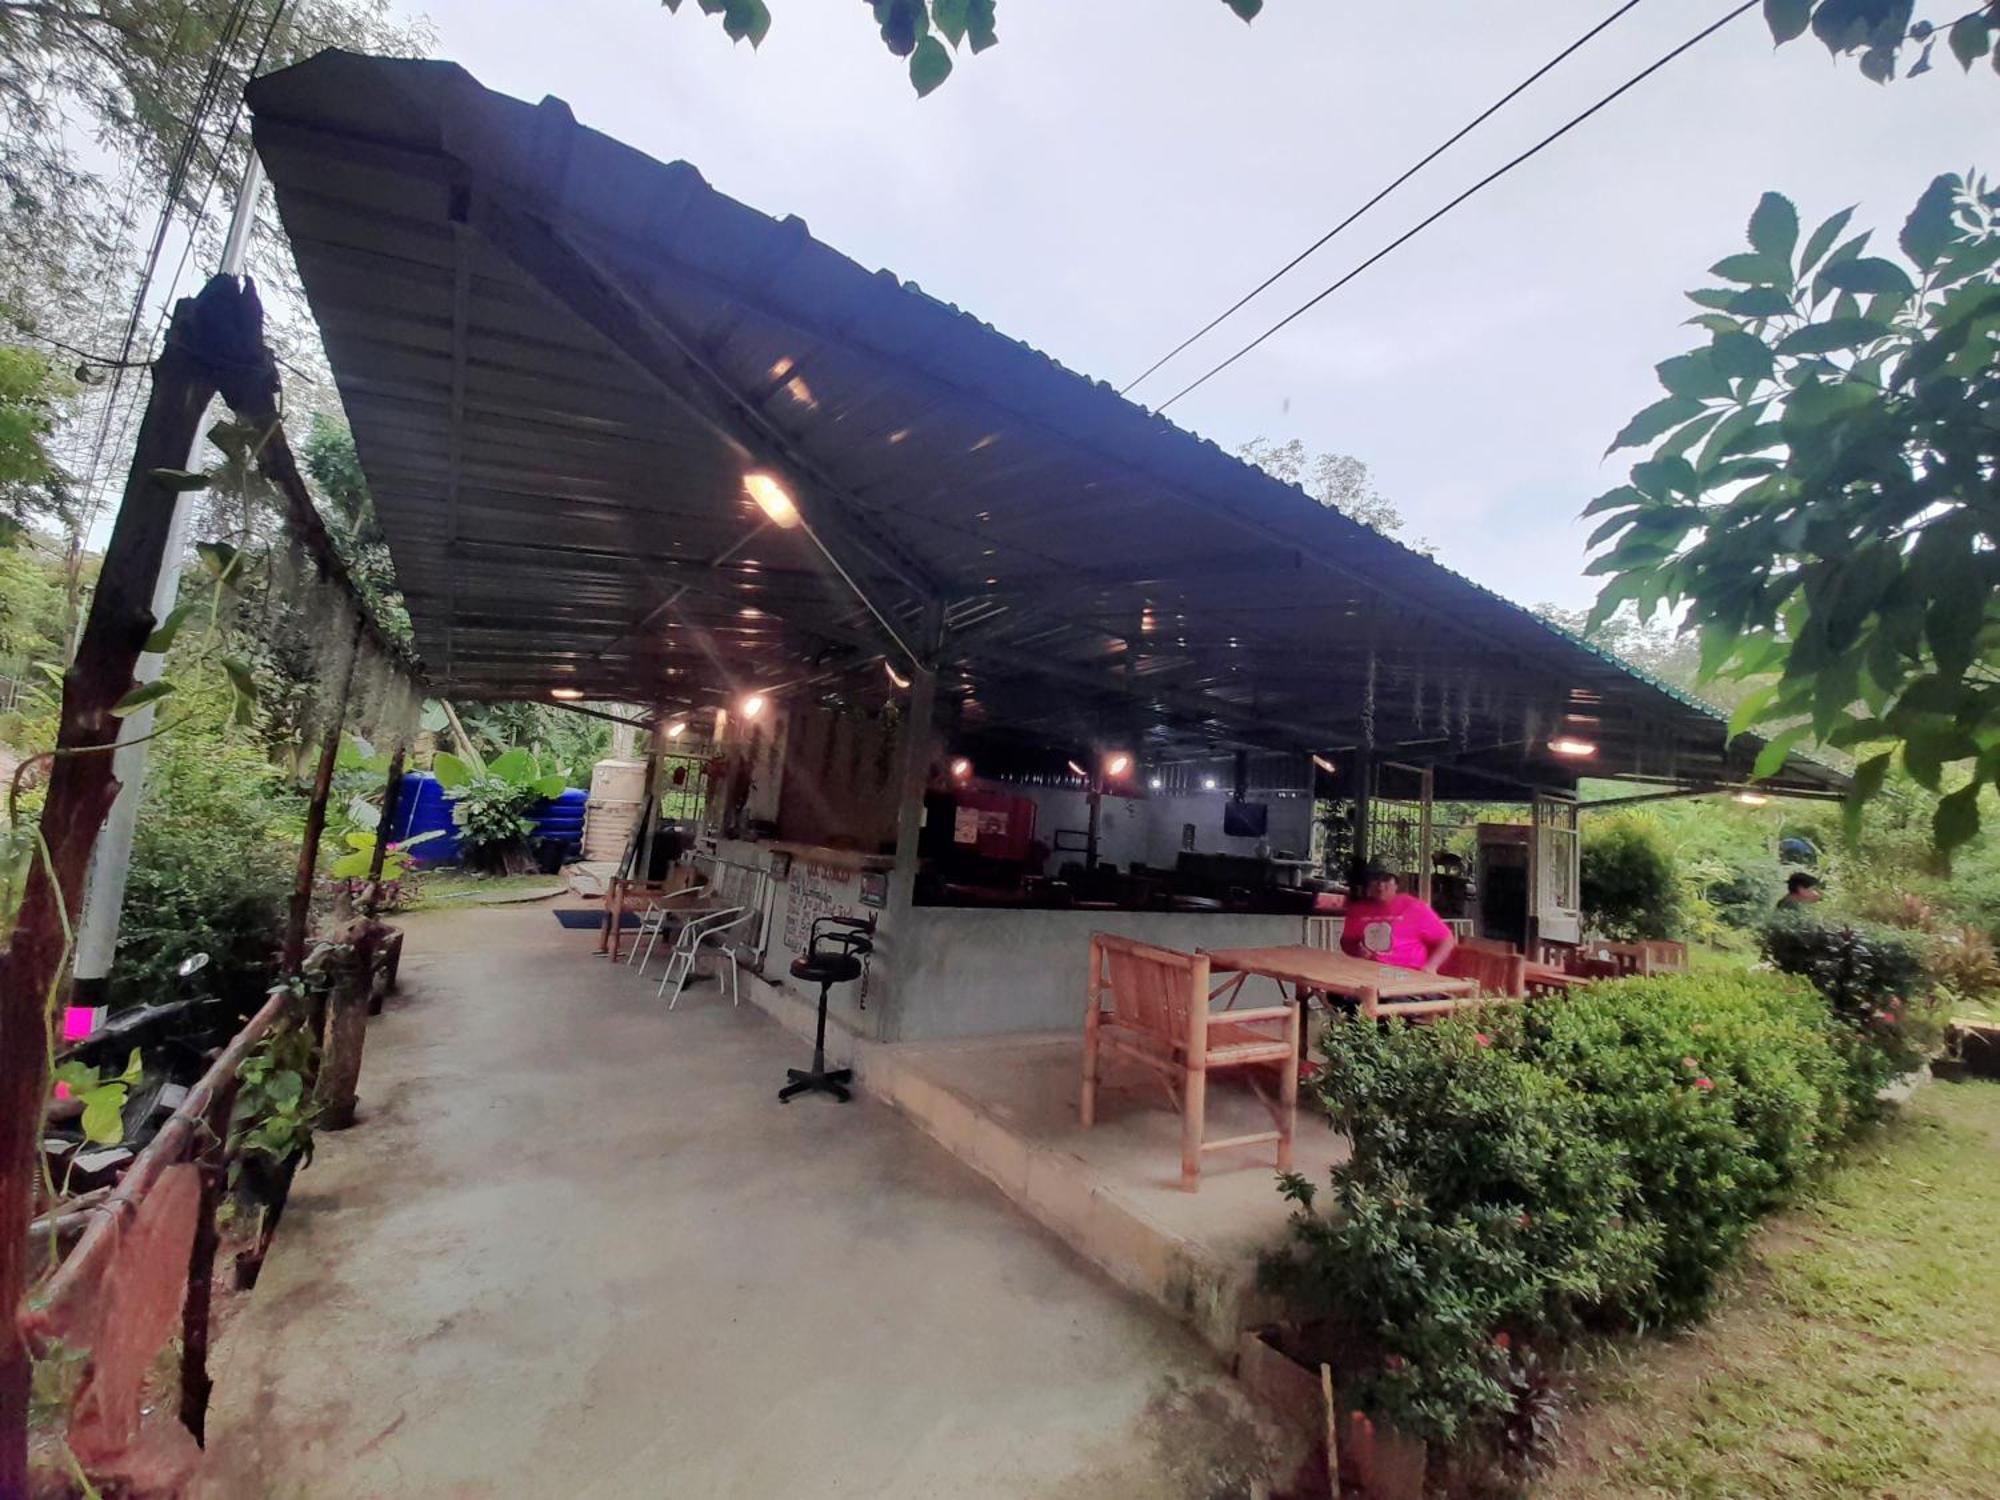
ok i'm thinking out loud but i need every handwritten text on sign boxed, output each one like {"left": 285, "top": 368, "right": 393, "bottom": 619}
{"left": 783, "top": 860, "right": 861, "bottom": 952}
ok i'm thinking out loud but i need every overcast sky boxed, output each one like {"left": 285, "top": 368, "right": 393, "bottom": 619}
{"left": 386, "top": 0, "right": 1990, "bottom": 611}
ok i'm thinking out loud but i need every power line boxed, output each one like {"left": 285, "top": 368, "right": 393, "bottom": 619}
{"left": 1122, "top": 0, "right": 1648, "bottom": 396}
{"left": 1153, "top": 0, "right": 1761, "bottom": 415}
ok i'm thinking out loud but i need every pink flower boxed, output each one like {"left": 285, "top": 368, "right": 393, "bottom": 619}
{"left": 1517, "top": 1212, "right": 1532, "bottom": 1228}
{"left": 1695, "top": 1077, "right": 1714, "bottom": 1091}
{"left": 1475, "top": 1032, "right": 1493, "bottom": 1048}
{"left": 1386, "top": 1354, "right": 1406, "bottom": 1371}
{"left": 1495, "top": 1332, "right": 1512, "bottom": 1351}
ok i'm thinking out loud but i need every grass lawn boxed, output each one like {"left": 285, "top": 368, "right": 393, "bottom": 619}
{"left": 1540, "top": 1077, "right": 2000, "bottom": 1499}
{"left": 399, "top": 870, "right": 565, "bottom": 910}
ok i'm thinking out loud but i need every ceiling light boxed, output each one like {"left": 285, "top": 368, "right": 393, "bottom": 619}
{"left": 1311, "top": 754, "right": 1337, "bottom": 775}
{"left": 549, "top": 688, "right": 584, "bottom": 701}
{"left": 1547, "top": 736, "right": 1597, "bottom": 758}
{"left": 1202, "top": 775, "right": 1219, "bottom": 791}
{"left": 741, "top": 693, "right": 767, "bottom": 719}
{"left": 744, "top": 472, "right": 800, "bottom": 529}
{"left": 666, "top": 721, "right": 687, "bottom": 739}
{"left": 1104, "top": 752, "right": 1132, "bottom": 778}
{"left": 950, "top": 757, "right": 973, "bottom": 781}
{"left": 884, "top": 660, "right": 911, "bottom": 690}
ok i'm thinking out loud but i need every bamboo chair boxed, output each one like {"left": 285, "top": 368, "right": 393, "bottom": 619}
{"left": 1080, "top": 932, "right": 1299, "bottom": 1191}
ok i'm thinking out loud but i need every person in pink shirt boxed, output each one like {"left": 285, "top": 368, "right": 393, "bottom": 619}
{"left": 1338, "top": 861, "right": 1456, "bottom": 974}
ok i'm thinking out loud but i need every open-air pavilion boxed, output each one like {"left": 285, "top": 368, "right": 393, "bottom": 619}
{"left": 229, "top": 46, "right": 1851, "bottom": 1369}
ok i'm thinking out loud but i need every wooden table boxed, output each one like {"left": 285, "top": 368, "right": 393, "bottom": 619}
{"left": 1203, "top": 945, "right": 1481, "bottom": 1022}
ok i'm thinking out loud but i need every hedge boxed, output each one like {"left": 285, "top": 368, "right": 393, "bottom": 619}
{"left": 1264, "top": 958, "right": 1932, "bottom": 1451}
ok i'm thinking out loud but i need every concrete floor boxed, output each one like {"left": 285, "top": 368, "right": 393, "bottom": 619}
{"left": 196, "top": 903, "right": 1285, "bottom": 1499}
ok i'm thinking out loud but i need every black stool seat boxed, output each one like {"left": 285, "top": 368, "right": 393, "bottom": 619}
{"left": 780, "top": 916, "right": 873, "bottom": 1105}
{"left": 790, "top": 952, "right": 863, "bottom": 986}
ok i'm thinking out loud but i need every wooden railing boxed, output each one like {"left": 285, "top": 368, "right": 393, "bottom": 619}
{"left": 20, "top": 985, "right": 289, "bottom": 1481}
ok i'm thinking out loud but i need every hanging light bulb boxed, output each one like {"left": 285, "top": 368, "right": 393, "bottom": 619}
{"left": 666, "top": 720, "right": 688, "bottom": 739}
{"left": 741, "top": 693, "right": 768, "bottom": 719}
{"left": 743, "top": 472, "right": 800, "bottom": 528}
{"left": 950, "top": 756, "right": 973, "bottom": 781}
{"left": 1104, "top": 752, "right": 1133, "bottom": 778}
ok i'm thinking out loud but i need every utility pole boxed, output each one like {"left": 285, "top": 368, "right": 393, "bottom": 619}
{"left": 71, "top": 156, "right": 267, "bottom": 1003}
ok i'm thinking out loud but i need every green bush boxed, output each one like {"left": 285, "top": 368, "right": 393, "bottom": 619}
{"left": 1580, "top": 811, "right": 1682, "bottom": 940}
{"left": 1525, "top": 971, "right": 1851, "bottom": 1320}
{"left": 1762, "top": 914, "right": 1940, "bottom": 1103}
{"left": 1267, "top": 1013, "right": 1659, "bottom": 1445}
{"left": 113, "top": 723, "right": 297, "bottom": 1012}
{"left": 1268, "top": 968, "right": 1889, "bottom": 1451}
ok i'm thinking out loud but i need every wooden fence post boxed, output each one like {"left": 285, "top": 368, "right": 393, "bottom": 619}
{"left": 363, "top": 746, "right": 406, "bottom": 910}
{"left": 0, "top": 278, "right": 264, "bottom": 1494}
{"left": 177, "top": 1076, "right": 239, "bottom": 1445}
{"left": 282, "top": 616, "right": 364, "bottom": 983}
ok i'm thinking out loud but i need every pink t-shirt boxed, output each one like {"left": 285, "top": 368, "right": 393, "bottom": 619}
{"left": 1340, "top": 893, "right": 1450, "bottom": 971}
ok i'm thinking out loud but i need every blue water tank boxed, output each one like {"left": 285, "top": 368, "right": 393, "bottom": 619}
{"left": 389, "top": 775, "right": 586, "bottom": 866}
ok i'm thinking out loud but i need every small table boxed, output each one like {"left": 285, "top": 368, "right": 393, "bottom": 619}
{"left": 1203, "top": 945, "right": 1480, "bottom": 1023}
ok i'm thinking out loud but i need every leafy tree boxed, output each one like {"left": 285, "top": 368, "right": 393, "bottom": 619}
{"left": 1236, "top": 437, "right": 1417, "bottom": 541}
{"left": 659, "top": 0, "right": 1262, "bottom": 95}
{"left": 300, "top": 414, "right": 412, "bottom": 645}
{"left": 1762, "top": 0, "right": 2000, "bottom": 84}
{"left": 0, "top": 345, "right": 74, "bottom": 538}
{"left": 1586, "top": 172, "right": 2000, "bottom": 853}
{"left": 0, "top": 0, "right": 429, "bottom": 322}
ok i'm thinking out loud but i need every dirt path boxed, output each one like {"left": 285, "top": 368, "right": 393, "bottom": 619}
{"left": 1539, "top": 1078, "right": 2000, "bottom": 1500}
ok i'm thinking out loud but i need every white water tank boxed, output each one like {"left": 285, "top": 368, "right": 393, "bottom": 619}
{"left": 583, "top": 758, "right": 649, "bottom": 863}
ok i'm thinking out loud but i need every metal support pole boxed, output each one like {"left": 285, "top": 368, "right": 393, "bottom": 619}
{"left": 1417, "top": 766, "right": 1435, "bottom": 904}
{"left": 886, "top": 602, "right": 946, "bottom": 952}
{"left": 1349, "top": 755, "right": 1374, "bottom": 879}
{"left": 72, "top": 155, "right": 267, "bottom": 1000}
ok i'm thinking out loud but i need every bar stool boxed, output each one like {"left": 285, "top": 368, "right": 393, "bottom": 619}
{"left": 780, "top": 916, "right": 873, "bottom": 1104}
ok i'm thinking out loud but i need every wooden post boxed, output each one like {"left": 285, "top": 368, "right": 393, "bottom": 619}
{"left": 282, "top": 617, "right": 365, "bottom": 979}
{"left": 363, "top": 746, "right": 407, "bottom": 910}
{"left": 0, "top": 280, "right": 255, "bottom": 1494}
{"left": 315, "top": 917, "right": 373, "bottom": 1131}
{"left": 178, "top": 1076, "right": 239, "bottom": 1445}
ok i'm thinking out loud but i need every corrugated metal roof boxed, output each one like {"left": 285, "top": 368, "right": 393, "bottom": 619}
{"left": 245, "top": 51, "right": 1846, "bottom": 799}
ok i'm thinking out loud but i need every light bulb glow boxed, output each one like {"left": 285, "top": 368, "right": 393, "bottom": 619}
{"left": 884, "top": 660, "right": 911, "bottom": 690}
{"left": 666, "top": 721, "right": 687, "bottom": 739}
{"left": 950, "top": 757, "right": 973, "bottom": 781}
{"left": 1311, "top": 754, "right": 1337, "bottom": 775}
{"left": 549, "top": 688, "right": 584, "bottom": 701}
{"left": 1202, "top": 775, "right": 1219, "bottom": 791}
{"left": 1547, "top": 736, "right": 1597, "bottom": 758}
{"left": 1066, "top": 760, "right": 1088, "bottom": 779}
{"left": 744, "top": 472, "right": 800, "bottom": 528}
{"left": 741, "top": 694, "right": 767, "bottom": 719}
{"left": 1104, "top": 752, "right": 1132, "bottom": 778}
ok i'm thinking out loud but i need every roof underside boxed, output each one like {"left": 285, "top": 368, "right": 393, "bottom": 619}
{"left": 246, "top": 52, "right": 1846, "bottom": 800}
